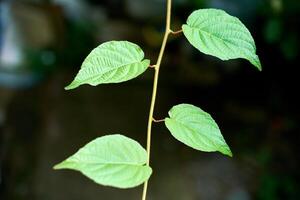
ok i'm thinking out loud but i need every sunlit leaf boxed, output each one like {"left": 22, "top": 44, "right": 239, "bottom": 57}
{"left": 54, "top": 134, "right": 152, "bottom": 188}
{"left": 165, "top": 104, "right": 232, "bottom": 157}
{"left": 65, "top": 41, "right": 150, "bottom": 90}
{"left": 182, "top": 9, "right": 261, "bottom": 70}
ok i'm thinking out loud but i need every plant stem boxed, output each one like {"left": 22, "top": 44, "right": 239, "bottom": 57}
{"left": 142, "top": 0, "right": 172, "bottom": 200}
{"left": 153, "top": 118, "right": 165, "bottom": 123}
{"left": 170, "top": 29, "right": 183, "bottom": 35}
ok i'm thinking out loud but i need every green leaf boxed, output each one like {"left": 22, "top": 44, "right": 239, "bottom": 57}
{"left": 65, "top": 41, "right": 150, "bottom": 90}
{"left": 182, "top": 9, "right": 262, "bottom": 70}
{"left": 54, "top": 134, "right": 152, "bottom": 189}
{"left": 165, "top": 104, "right": 232, "bottom": 157}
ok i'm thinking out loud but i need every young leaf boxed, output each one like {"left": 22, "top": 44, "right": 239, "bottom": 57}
{"left": 165, "top": 104, "right": 232, "bottom": 157}
{"left": 54, "top": 134, "right": 152, "bottom": 189}
{"left": 65, "top": 41, "right": 150, "bottom": 90}
{"left": 182, "top": 9, "right": 261, "bottom": 70}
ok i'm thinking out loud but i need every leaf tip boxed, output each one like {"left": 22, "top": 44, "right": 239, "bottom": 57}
{"left": 251, "top": 55, "right": 262, "bottom": 71}
{"left": 64, "top": 82, "right": 78, "bottom": 90}
{"left": 53, "top": 163, "right": 63, "bottom": 170}
{"left": 227, "top": 150, "right": 233, "bottom": 157}
{"left": 258, "top": 68, "right": 262, "bottom": 72}
{"left": 256, "top": 60, "right": 262, "bottom": 71}
{"left": 64, "top": 86, "right": 71, "bottom": 90}
{"left": 257, "top": 65, "right": 262, "bottom": 72}
{"left": 53, "top": 160, "right": 75, "bottom": 170}
{"left": 220, "top": 146, "right": 233, "bottom": 157}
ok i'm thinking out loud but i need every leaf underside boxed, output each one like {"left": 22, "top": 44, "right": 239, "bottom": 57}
{"left": 54, "top": 134, "right": 152, "bottom": 189}
{"left": 182, "top": 9, "right": 261, "bottom": 70}
{"left": 165, "top": 104, "right": 232, "bottom": 157}
{"left": 65, "top": 41, "right": 150, "bottom": 90}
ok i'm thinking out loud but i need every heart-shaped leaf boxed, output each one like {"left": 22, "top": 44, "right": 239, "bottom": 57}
{"left": 54, "top": 134, "right": 152, "bottom": 189}
{"left": 65, "top": 41, "right": 150, "bottom": 90}
{"left": 182, "top": 9, "right": 261, "bottom": 70}
{"left": 165, "top": 104, "right": 232, "bottom": 157}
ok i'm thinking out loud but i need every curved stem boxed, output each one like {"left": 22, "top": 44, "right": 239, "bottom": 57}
{"left": 142, "top": 0, "right": 172, "bottom": 200}
{"left": 170, "top": 29, "right": 183, "bottom": 35}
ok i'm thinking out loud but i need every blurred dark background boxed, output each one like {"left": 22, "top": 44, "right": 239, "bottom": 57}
{"left": 0, "top": 0, "right": 299, "bottom": 200}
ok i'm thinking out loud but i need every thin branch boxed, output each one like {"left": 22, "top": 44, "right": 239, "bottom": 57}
{"left": 152, "top": 118, "right": 165, "bottom": 123}
{"left": 170, "top": 29, "right": 183, "bottom": 35}
{"left": 142, "top": 0, "right": 172, "bottom": 200}
{"left": 149, "top": 65, "right": 156, "bottom": 68}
